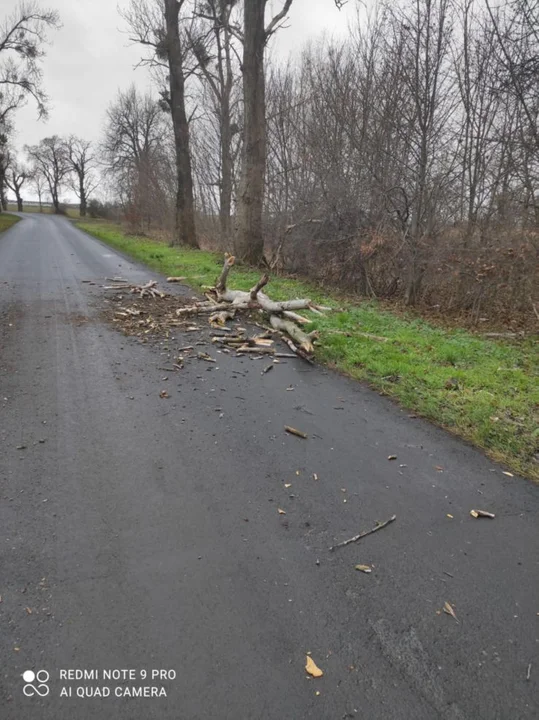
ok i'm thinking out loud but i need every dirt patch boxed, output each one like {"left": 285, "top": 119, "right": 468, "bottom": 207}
{"left": 101, "top": 290, "right": 200, "bottom": 341}
{"left": 64, "top": 312, "right": 94, "bottom": 327}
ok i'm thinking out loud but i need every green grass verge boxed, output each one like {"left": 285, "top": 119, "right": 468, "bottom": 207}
{"left": 76, "top": 219, "right": 539, "bottom": 480}
{"left": 0, "top": 213, "right": 20, "bottom": 234}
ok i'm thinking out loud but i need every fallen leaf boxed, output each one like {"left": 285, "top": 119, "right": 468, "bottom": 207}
{"left": 25, "top": 607, "right": 32, "bottom": 615}
{"left": 16, "top": 445, "right": 26, "bottom": 450}
{"left": 284, "top": 483, "right": 292, "bottom": 488}
{"left": 470, "top": 509, "right": 495, "bottom": 519}
{"left": 435, "top": 466, "right": 444, "bottom": 472}
{"left": 447, "top": 514, "right": 454, "bottom": 519}
{"left": 159, "top": 390, "right": 169, "bottom": 399}
{"left": 278, "top": 508, "right": 286, "bottom": 515}
{"left": 355, "top": 564, "right": 372, "bottom": 573}
{"left": 443, "top": 601, "right": 458, "bottom": 622}
{"left": 387, "top": 455, "right": 397, "bottom": 460}
{"left": 312, "top": 473, "right": 318, "bottom": 480}
{"left": 305, "top": 655, "right": 324, "bottom": 678}
{"left": 502, "top": 471, "right": 514, "bottom": 477}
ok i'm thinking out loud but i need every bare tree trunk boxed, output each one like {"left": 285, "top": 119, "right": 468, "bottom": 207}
{"left": 220, "top": 97, "right": 233, "bottom": 246}
{"left": 79, "top": 177, "right": 86, "bottom": 217}
{"left": 0, "top": 146, "right": 7, "bottom": 212}
{"left": 15, "top": 192, "right": 23, "bottom": 212}
{"left": 235, "top": 0, "right": 267, "bottom": 264}
{"left": 51, "top": 185, "right": 60, "bottom": 213}
{"left": 164, "top": 0, "right": 197, "bottom": 247}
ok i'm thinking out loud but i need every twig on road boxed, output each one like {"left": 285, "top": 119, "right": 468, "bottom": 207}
{"left": 329, "top": 515, "right": 397, "bottom": 551}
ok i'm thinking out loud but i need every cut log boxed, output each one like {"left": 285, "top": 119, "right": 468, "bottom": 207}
{"left": 269, "top": 315, "right": 317, "bottom": 354}
{"left": 283, "top": 311, "right": 310, "bottom": 324}
{"left": 209, "top": 309, "right": 236, "bottom": 327}
{"left": 176, "top": 302, "right": 248, "bottom": 317}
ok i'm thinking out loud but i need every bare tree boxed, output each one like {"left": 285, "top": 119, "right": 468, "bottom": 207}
{"left": 0, "top": 2, "right": 60, "bottom": 125}
{"left": 235, "top": 0, "right": 347, "bottom": 263}
{"left": 25, "top": 136, "right": 70, "bottom": 213}
{"left": 29, "top": 164, "right": 47, "bottom": 211}
{"left": 123, "top": 0, "right": 198, "bottom": 247}
{"left": 102, "top": 86, "right": 173, "bottom": 232}
{"left": 0, "top": 130, "right": 8, "bottom": 210}
{"left": 192, "top": 0, "right": 241, "bottom": 247}
{"left": 64, "top": 136, "right": 97, "bottom": 217}
{"left": 5, "top": 158, "right": 29, "bottom": 211}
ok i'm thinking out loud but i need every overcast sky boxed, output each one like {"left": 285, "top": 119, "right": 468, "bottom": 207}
{"left": 5, "top": 0, "right": 360, "bottom": 156}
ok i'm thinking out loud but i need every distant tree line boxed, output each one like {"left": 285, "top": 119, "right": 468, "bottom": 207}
{"left": 99, "top": 0, "right": 538, "bottom": 321}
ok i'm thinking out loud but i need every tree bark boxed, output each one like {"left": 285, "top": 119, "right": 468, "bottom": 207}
{"left": 220, "top": 93, "right": 233, "bottom": 247}
{"left": 80, "top": 177, "right": 86, "bottom": 217}
{"left": 164, "top": 0, "right": 197, "bottom": 248}
{"left": 235, "top": 0, "right": 267, "bottom": 264}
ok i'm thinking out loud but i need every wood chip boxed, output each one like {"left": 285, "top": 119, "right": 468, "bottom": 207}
{"left": 284, "top": 425, "right": 308, "bottom": 439}
{"left": 443, "top": 601, "right": 458, "bottom": 622}
{"left": 470, "top": 509, "right": 495, "bottom": 519}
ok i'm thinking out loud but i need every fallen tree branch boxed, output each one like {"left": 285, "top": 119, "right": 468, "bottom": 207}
{"left": 176, "top": 255, "right": 333, "bottom": 359}
{"left": 216, "top": 253, "right": 236, "bottom": 291}
{"left": 270, "top": 315, "right": 317, "bottom": 354}
{"left": 250, "top": 273, "right": 270, "bottom": 299}
{"left": 329, "top": 515, "right": 397, "bottom": 551}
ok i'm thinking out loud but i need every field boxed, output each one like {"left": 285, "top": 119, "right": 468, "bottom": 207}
{"left": 6, "top": 203, "right": 80, "bottom": 218}
{"left": 75, "top": 219, "right": 539, "bottom": 480}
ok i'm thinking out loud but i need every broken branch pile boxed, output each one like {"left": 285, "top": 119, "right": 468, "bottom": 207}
{"left": 178, "top": 254, "right": 328, "bottom": 359}
{"left": 101, "top": 256, "right": 330, "bottom": 359}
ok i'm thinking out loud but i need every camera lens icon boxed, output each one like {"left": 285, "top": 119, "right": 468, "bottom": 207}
{"left": 23, "top": 670, "right": 50, "bottom": 697}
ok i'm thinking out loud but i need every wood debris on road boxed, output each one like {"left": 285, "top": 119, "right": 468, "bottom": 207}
{"left": 329, "top": 515, "right": 397, "bottom": 552}
{"left": 470, "top": 509, "right": 496, "bottom": 518}
{"left": 284, "top": 425, "right": 308, "bottom": 439}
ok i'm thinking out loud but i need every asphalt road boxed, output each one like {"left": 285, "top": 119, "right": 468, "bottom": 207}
{"left": 1, "top": 213, "right": 538, "bottom": 720}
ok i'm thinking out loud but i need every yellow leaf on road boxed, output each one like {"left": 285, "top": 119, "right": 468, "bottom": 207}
{"left": 305, "top": 655, "right": 324, "bottom": 677}
{"left": 443, "top": 601, "right": 458, "bottom": 622}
